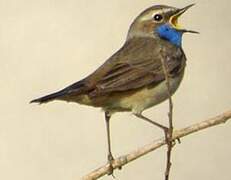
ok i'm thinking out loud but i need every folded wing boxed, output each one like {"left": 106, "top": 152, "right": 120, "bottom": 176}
{"left": 86, "top": 37, "right": 186, "bottom": 97}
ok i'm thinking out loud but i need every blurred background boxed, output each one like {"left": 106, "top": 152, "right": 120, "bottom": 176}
{"left": 0, "top": 0, "right": 231, "bottom": 179}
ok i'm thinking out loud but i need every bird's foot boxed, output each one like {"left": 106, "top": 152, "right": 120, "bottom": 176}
{"left": 107, "top": 154, "right": 116, "bottom": 178}
{"left": 107, "top": 154, "right": 123, "bottom": 178}
{"left": 163, "top": 128, "right": 181, "bottom": 146}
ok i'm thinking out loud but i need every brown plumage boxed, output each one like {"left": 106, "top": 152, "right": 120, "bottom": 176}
{"left": 31, "top": 4, "right": 196, "bottom": 174}
{"left": 31, "top": 37, "right": 186, "bottom": 113}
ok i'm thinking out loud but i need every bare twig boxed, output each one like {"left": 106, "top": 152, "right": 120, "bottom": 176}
{"left": 160, "top": 55, "right": 174, "bottom": 180}
{"left": 82, "top": 109, "right": 231, "bottom": 180}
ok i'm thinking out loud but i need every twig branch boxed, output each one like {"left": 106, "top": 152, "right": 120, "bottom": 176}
{"left": 82, "top": 109, "right": 231, "bottom": 180}
{"left": 160, "top": 55, "right": 174, "bottom": 180}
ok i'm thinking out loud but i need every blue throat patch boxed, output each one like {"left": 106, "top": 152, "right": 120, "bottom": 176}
{"left": 156, "top": 24, "right": 183, "bottom": 47}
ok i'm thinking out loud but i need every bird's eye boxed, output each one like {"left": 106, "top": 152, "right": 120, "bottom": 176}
{"left": 153, "top": 14, "right": 163, "bottom": 22}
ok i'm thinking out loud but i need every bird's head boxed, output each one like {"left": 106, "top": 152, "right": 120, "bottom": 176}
{"left": 127, "top": 4, "right": 198, "bottom": 46}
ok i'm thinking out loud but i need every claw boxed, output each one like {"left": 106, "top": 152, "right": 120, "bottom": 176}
{"left": 177, "top": 137, "right": 181, "bottom": 144}
{"left": 107, "top": 154, "right": 115, "bottom": 177}
{"left": 164, "top": 128, "right": 181, "bottom": 147}
{"left": 163, "top": 128, "right": 175, "bottom": 147}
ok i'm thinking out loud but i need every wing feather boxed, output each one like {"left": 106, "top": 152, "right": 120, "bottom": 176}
{"left": 64, "top": 37, "right": 186, "bottom": 98}
{"left": 89, "top": 39, "right": 186, "bottom": 97}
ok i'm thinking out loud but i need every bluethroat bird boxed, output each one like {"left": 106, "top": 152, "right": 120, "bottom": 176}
{"left": 31, "top": 4, "right": 198, "bottom": 174}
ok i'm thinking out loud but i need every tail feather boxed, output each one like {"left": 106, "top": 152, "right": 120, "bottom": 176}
{"left": 30, "top": 80, "right": 86, "bottom": 104}
{"left": 30, "top": 90, "right": 67, "bottom": 104}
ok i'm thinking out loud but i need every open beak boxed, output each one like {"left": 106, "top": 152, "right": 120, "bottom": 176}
{"left": 169, "top": 4, "right": 199, "bottom": 34}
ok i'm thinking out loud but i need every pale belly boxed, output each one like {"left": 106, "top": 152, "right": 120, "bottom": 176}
{"left": 105, "top": 72, "right": 184, "bottom": 114}
{"left": 71, "top": 72, "right": 184, "bottom": 114}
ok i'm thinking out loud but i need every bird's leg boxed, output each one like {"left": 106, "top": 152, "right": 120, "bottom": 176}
{"left": 105, "top": 112, "right": 115, "bottom": 177}
{"left": 135, "top": 114, "right": 170, "bottom": 142}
